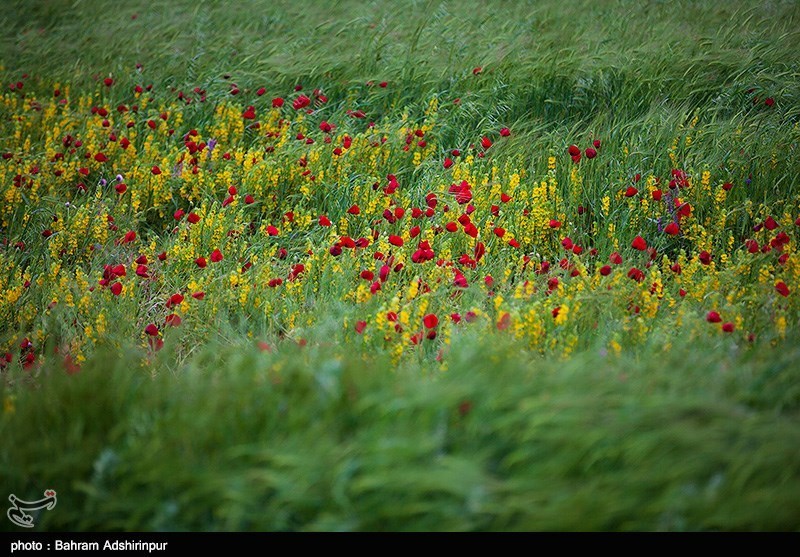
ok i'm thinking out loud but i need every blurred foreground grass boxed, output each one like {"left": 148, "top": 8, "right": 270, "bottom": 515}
{"left": 2, "top": 330, "right": 800, "bottom": 531}
{"left": 1, "top": 0, "right": 800, "bottom": 531}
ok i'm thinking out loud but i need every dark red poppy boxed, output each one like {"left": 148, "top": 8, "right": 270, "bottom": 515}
{"left": 631, "top": 236, "right": 647, "bottom": 251}
{"left": 775, "top": 281, "right": 790, "bottom": 297}
{"left": 293, "top": 94, "right": 311, "bottom": 110}
{"left": 627, "top": 267, "right": 644, "bottom": 282}
{"left": 764, "top": 216, "right": 778, "bottom": 230}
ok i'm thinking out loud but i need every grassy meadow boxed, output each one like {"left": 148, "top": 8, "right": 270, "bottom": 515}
{"left": 1, "top": 0, "right": 799, "bottom": 530}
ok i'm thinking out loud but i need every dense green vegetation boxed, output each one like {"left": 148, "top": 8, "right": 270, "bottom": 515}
{"left": 1, "top": 0, "right": 799, "bottom": 531}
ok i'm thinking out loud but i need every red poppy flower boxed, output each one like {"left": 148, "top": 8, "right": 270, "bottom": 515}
{"left": 600, "top": 265, "right": 612, "bottom": 276}
{"left": 210, "top": 249, "right": 223, "bottom": 263}
{"left": 722, "top": 322, "right": 735, "bottom": 333}
{"left": 242, "top": 106, "right": 256, "bottom": 119}
{"left": 165, "top": 314, "right": 182, "bottom": 327}
{"left": 706, "top": 311, "right": 722, "bottom": 323}
{"left": 195, "top": 257, "right": 207, "bottom": 268}
{"left": 500, "top": 192, "right": 511, "bottom": 203}
{"left": 389, "top": 235, "right": 404, "bottom": 247}
{"left": 360, "top": 270, "right": 374, "bottom": 281}
{"left": 168, "top": 293, "right": 184, "bottom": 307}
{"left": 293, "top": 94, "right": 311, "bottom": 110}
{"left": 272, "top": 97, "right": 284, "bottom": 108}
{"left": 151, "top": 166, "right": 162, "bottom": 175}
{"left": 481, "top": 136, "right": 492, "bottom": 150}
{"left": 443, "top": 157, "right": 454, "bottom": 169}
{"left": 722, "top": 182, "right": 733, "bottom": 191}
{"left": 103, "top": 77, "right": 114, "bottom": 87}
{"left": 319, "top": 215, "right": 331, "bottom": 226}
{"left": 699, "top": 251, "right": 712, "bottom": 265}
{"left": 585, "top": 147, "right": 597, "bottom": 159}
{"left": 652, "top": 190, "right": 663, "bottom": 201}
{"left": 355, "top": 321, "right": 367, "bottom": 334}
{"left": 497, "top": 313, "right": 511, "bottom": 330}
{"left": 764, "top": 216, "right": 778, "bottom": 230}
{"left": 94, "top": 152, "right": 108, "bottom": 163}
{"left": 549, "top": 219, "right": 561, "bottom": 229}
{"left": 627, "top": 267, "right": 645, "bottom": 282}
{"left": 144, "top": 324, "right": 159, "bottom": 336}
{"left": 500, "top": 127, "right": 510, "bottom": 137}
{"left": 625, "top": 186, "right": 638, "bottom": 197}
{"left": 631, "top": 236, "right": 647, "bottom": 251}
{"left": 664, "top": 222, "right": 679, "bottom": 235}
{"left": 110, "top": 282, "right": 123, "bottom": 296}
{"left": 423, "top": 314, "right": 439, "bottom": 329}
{"left": 775, "top": 281, "right": 790, "bottom": 297}
{"left": 568, "top": 145, "right": 580, "bottom": 157}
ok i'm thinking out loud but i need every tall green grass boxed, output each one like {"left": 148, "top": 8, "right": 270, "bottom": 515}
{"left": 1, "top": 0, "right": 800, "bottom": 531}
{"left": 2, "top": 331, "right": 800, "bottom": 531}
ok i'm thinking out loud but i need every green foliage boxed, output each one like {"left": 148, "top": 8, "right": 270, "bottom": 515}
{"left": 1, "top": 0, "right": 799, "bottom": 531}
